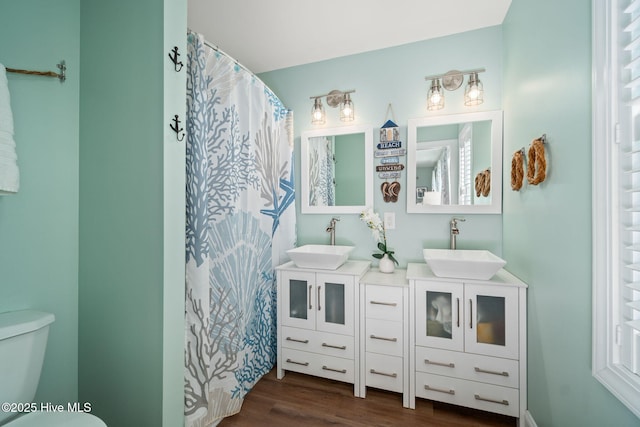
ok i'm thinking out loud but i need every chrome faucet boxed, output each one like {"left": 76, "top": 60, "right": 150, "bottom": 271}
{"left": 450, "top": 217, "right": 466, "bottom": 250}
{"left": 326, "top": 217, "right": 340, "bottom": 245}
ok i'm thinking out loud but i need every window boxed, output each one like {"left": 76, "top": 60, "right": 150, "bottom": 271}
{"left": 593, "top": 0, "right": 640, "bottom": 418}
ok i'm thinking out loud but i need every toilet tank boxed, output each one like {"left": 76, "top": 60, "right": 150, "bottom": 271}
{"left": 0, "top": 310, "right": 55, "bottom": 424}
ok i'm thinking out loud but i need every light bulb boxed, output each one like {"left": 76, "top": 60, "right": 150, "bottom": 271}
{"left": 467, "top": 84, "right": 479, "bottom": 100}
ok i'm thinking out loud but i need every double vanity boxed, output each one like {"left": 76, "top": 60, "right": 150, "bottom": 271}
{"left": 276, "top": 246, "right": 527, "bottom": 421}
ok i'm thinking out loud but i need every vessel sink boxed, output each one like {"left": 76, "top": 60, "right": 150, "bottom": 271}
{"left": 286, "top": 244, "right": 355, "bottom": 270}
{"left": 423, "top": 249, "right": 506, "bottom": 280}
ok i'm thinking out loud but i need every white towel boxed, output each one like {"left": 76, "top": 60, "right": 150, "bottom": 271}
{"left": 0, "top": 64, "right": 19, "bottom": 194}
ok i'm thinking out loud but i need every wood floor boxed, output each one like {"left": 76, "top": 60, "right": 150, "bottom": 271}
{"left": 219, "top": 369, "right": 517, "bottom": 426}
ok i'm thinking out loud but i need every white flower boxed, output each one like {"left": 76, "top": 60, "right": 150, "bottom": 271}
{"left": 360, "top": 208, "right": 384, "bottom": 243}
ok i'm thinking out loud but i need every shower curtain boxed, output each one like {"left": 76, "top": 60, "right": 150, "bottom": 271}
{"left": 184, "top": 32, "right": 295, "bottom": 427}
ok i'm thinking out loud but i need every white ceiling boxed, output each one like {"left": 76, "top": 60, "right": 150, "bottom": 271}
{"left": 188, "top": 0, "right": 512, "bottom": 74}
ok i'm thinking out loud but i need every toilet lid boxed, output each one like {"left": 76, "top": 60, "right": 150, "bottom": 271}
{"left": 5, "top": 411, "right": 106, "bottom": 427}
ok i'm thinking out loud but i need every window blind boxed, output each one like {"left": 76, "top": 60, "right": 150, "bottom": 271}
{"left": 458, "top": 124, "right": 472, "bottom": 205}
{"left": 622, "top": 0, "right": 640, "bottom": 375}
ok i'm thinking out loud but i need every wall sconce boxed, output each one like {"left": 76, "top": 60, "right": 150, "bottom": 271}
{"left": 309, "top": 89, "right": 355, "bottom": 124}
{"left": 424, "top": 69, "right": 485, "bottom": 110}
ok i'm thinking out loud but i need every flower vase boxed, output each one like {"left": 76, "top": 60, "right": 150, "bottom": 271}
{"left": 378, "top": 253, "right": 395, "bottom": 274}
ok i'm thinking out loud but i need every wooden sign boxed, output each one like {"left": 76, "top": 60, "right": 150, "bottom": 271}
{"left": 378, "top": 171, "right": 401, "bottom": 179}
{"left": 376, "top": 164, "right": 405, "bottom": 172}
{"left": 380, "top": 156, "right": 400, "bottom": 164}
{"left": 375, "top": 148, "right": 406, "bottom": 158}
{"left": 377, "top": 141, "right": 402, "bottom": 150}
{"left": 380, "top": 119, "right": 400, "bottom": 142}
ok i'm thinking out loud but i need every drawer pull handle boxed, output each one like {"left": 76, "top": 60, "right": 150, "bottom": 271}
{"left": 370, "top": 300, "right": 398, "bottom": 307}
{"left": 318, "top": 286, "right": 321, "bottom": 311}
{"left": 322, "top": 365, "right": 347, "bottom": 374}
{"left": 286, "top": 358, "right": 309, "bottom": 367}
{"left": 370, "top": 334, "right": 398, "bottom": 342}
{"left": 370, "top": 369, "right": 397, "bottom": 378}
{"left": 286, "top": 337, "right": 309, "bottom": 344}
{"left": 322, "top": 342, "right": 347, "bottom": 350}
{"left": 308, "top": 285, "right": 313, "bottom": 310}
{"left": 474, "top": 394, "right": 509, "bottom": 406}
{"left": 424, "top": 359, "right": 455, "bottom": 368}
{"left": 474, "top": 367, "right": 509, "bottom": 377}
{"left": 424, "top": 384, "right": 455, "bottom": 395}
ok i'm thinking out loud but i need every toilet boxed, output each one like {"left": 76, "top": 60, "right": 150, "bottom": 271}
{"left": 0, "top": 310, "right": 106, "bottom": 426}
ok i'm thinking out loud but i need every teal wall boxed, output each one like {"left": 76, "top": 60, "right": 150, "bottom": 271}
{"left": 1, "top": 1, "right": 186, "bottom": 425}
{"left": 0, "top": 0, "right": 80, "bottom": 404}
{"left": 79, "top": 0, "right": 185, "bottom": 426}
{"left": 503, "top": 0, "right": 638, "bottom": 426}
{"left": 260, "top": 27, "right": 504, "bottom": 263}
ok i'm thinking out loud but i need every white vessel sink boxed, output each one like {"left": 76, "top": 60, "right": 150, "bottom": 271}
{"left": 287, "top": 244, "right": 355, "bottom": 270}
{"left": 423, "top": 249, "right": 506, "bottom": 280}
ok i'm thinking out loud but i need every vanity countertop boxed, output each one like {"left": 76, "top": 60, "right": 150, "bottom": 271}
{"left": 360, "top": 269, "right": 408, "bottom": 287}
{"left": 276, "top": 259, "right": 371, "bottom": 276}
{"left": 406, "top": 262, "right": 527, "bottom": 288}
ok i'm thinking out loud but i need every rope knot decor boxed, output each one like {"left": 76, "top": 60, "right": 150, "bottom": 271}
{"left": 511, "top": 150, "right": 524, "bottom": 191}
{"left": 475, "top": 168, "right": 491, "bottom": 197}
{"left": 526, "top": 137, "right": 547, "bottom": 185}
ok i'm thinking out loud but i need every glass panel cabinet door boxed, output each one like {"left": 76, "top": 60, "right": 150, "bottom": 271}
{"left": 464, "top": 284, "right": 519, "bottom": 359}
{"left": 280, "top": 271, "right": 316, "bottom": 330}
{"left": 415, "top": 281, "right": 464, "bottom": 351}
{"left": 316, "top": 273, "right": 354, "bottom": 335}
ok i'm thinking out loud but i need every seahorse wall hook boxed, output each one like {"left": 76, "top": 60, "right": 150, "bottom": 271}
{"left": 170, "top": 115, "right": 185, "bottom": 142}
{"left": 168, "top": 46, "right": 184, "bottom": 72}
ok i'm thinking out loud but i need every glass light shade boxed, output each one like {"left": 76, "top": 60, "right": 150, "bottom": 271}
{"left": 340, "top": 93, "right": 354, "bottom": 122}
{"left": 427, "top": 79, "right": 445, "bottom": 111}
{"left": 464, "top": 72, "right": 484, "bottom": 106}
{"left": 311, "top": 97, "right": 326, "bottom": 125}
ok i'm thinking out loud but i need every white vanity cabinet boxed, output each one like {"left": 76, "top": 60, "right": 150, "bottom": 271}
{"left": 276, "top": 260, "right": 370, "bottom": 397}
{"left": 408, "top": 263, "right": 527, "bottom": 421}
{"left": 358, "top": 269, "right": 409, "bottom": 407}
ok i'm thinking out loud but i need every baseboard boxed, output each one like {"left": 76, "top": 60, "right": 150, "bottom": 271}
{"left": 524, "top": 410, "right": 538, "bottom": 427}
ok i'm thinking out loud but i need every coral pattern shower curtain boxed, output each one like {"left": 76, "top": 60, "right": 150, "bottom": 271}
{"left": 184, "top": 32, "right": 295, "bottom": 427}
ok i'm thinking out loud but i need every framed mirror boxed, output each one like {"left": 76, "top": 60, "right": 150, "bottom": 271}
{"left": 407, "top": 110, "right": 503, "bottom": 214}
{"left": 301, "top": 124, "right": 373, "bottom": 214}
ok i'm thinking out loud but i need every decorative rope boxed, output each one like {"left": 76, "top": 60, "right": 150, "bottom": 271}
{"left": 511, "top": 150, "right": 524, "bottom": 191}
{"left": 475, "top": 169, "right": 491, "bottom": 197}
{"left": 526, "top": 138, "right": 546, "bottom": 185}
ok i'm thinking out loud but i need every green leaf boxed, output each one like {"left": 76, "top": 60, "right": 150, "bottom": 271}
{"left": 377, "top": 242, "right": 386, "bottom": 252}
{"left": 372, "top": 253, "right": 383, "bottom": 260}
{"left": 388, "top": 253, "right": 399, "bottom": 266}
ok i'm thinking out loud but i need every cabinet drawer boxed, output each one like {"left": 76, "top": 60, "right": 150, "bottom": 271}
{"left": 281, "top": 326, "right": 354, "bottom": 359}
{"left": 365, "top": 319, "right": 403, "bottom": 356}
{"left": 365, "top": 285, "right": 404, "bottom": 321}
{"left": 416, "top": 372, "right": 519, "bottom": 417}
{"left": 415, "top": 346, "right": 518, "bottom": 388}
{"left": 282, "top": 348, "right": 355, "bottom": 383}
{"left": 365, "top": 352, "right": 403, "bottom": 392}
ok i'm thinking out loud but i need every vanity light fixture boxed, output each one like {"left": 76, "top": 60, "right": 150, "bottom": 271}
{"left": 309, "top": 89, "right": 355, "bottom": 124}
{"left": 464, "top": 71, "right": 484, "bottom": 106}
{"left": 424, "top": 69, "right": 485, "bottom": 110}
{"left": 427, "top": 78, "right": 445, "bottom": 110}
{"left": 311, "top": 97, "right": 326, "bottom": 125}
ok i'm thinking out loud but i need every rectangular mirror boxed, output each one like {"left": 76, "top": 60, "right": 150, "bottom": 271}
{"left": 407, "top": 110, "right": 503, "bottom": 214}
{"left": 301, "top": 124, "right": 373, "bottom": 214}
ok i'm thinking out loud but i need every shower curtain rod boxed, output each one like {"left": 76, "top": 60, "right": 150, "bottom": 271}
{"left": 5, "top": 61, "right": 66, "bottom": 82}
{"left": 202, "top": 39, "right": 257, "bottom": 78}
